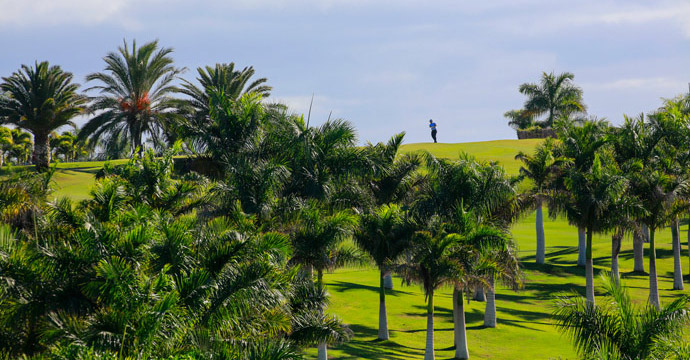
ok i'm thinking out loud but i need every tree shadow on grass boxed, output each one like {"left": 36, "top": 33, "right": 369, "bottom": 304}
{"left": 327, "top": 281, "right": 415, "bottom": 296}
{"left": 332, "top": 323, "right": 426, "bottom": 359}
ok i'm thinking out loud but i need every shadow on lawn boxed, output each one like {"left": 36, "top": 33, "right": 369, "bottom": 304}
{"left": 332, "top": 323, "right": 426, "bottom": 359}
{"left": 327, "top": 281, "right": 415, "bottom": 296}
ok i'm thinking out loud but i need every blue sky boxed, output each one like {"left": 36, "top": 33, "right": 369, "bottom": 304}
{"left": 2, "top": 0, "right": 690, "bottom": 144}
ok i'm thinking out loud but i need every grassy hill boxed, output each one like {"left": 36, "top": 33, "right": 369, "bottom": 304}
{"left": 24, "top": 140, "right": 690, "bottom": 359}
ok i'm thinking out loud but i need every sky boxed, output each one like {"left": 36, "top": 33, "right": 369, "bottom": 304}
{"left": 2, "top": 0, "right": 690, "bottom": 145}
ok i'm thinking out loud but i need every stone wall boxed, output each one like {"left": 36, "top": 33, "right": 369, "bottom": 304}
{"left": 517, "top": 128, "right": 556, "bottom": 139}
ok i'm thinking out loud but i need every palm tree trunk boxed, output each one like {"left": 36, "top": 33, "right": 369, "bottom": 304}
{"left": 378, "top": 271, "right": 389, "bottom": 340}
{"left": 536, "top": 200, "right": 546, "bottom": 264}
{"left": 633, "top": 227, "right": 645, "bottom": 273}
{"left": 671, "top": 219, "right": 684, "bottom": 290}
{"left": 317, "top": 269, "right": 328, "bottom": 359}
{"left": 611, "top": 231, "right": 622, "bottom": 283}
{"left": 484, "top": 275, "right": 496, "bottom": 328}
{"left": 317, "top": 343, "right": 328, "bottom": 360}
{"left": 384, "top": 273, "right": 394, "bottom": 290}
{"left": 425, "top": 289, "right": 435, "bottom": 360}
{"left": 585, "top": 227, "right": 595, "bottom": 305}
{"left": 577, "top": 226, "right": 586, "bottom": 267}
{"left": 642, "top": 224, "right": 650, "bottom": 243}
{"left": 32, "top": 132, "right": 50, "bottom": 170}
{"left": 649, "top": 228, "right": 660, "bottom": 309}
{"left": 473, "top": 286, "right": 485, "bottom": 302}
{"left": 453, "top": 287, "right": 469, "bottom": 360}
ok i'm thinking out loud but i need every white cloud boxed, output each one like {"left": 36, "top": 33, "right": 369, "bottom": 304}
{"left": 0, "top": 0, "right": 144, "bottom": 27}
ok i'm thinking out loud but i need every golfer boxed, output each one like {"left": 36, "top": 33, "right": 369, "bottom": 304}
{"left": 429, "top": 119, "right": 437, "bottom": 143}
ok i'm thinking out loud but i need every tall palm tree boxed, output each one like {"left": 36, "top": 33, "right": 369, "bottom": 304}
{"left": 354, "top": 204, "right": 416, "bottom": 340}
{"left": 361, "top": 132, "right": 422, "bottom": 289}
{"left": 0, "top": 61, "right": 87, "bottom": 170}
{"left": 398, "top": 230, "right": 464, "bottom": 360}
{"left": 555, "top": 118, "right": 610, "bottom": 268}
{"left": 79, "top": 39, "right": 183, "bottom": 153}
{"left": 611, "top": 114, "right": 662, "bottom": 273}
{"left": 518, "top": 71, "right": 586, "bottom": 128}
{"left": 289, "top": 205, "right": 358, "bottom": 360}
{"left": 515, "top": 137, "right": 561, "bottom": 264}
{"left": 554, "top": 273, "right": 690, "bottom": 360}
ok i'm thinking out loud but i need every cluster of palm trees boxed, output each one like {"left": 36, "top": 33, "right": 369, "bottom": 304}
{"left": 518, "top": 100, "right": 690, "bottom": 310}
{"left": 0, "top": 41, "right": 526, "bottom": 358}
{"left": 0, "top": 39, "right": 271, "bottom": 169}
{"left": 506, "top": 71, "right": 586, "bottom": 132}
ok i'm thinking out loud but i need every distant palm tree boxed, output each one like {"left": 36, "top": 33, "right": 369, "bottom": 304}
{"left": 79, "top": 39, "right": 183, "bottom": 153}
{"left": 519, "top": 71, "right": 586, "bottom": 128}
{"left": 515, "top": 137, "right": 561, "bottom": 264}
{"left": 177, "top": 62, "right": 271, "bottom": 119}
{"left": 0, "top": 61, "right": 87, "bottom": 169}
{"left": 354, "top": 204, "right": 416, "bottom": 340}
{"left": 0, "top": 127, "right": 12, "bottom": 166}
{"left": 554, "top": 273, "right": 690, "bottom": 360}
{"left": 8, "top": 128, "right": 32, "bottom": 164}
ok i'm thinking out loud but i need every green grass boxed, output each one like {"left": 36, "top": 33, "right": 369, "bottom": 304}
{"left": 30, "top": 140, "right": 690, "bottom": 359}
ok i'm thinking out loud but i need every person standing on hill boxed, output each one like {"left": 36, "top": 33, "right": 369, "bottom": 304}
{"left": 429, "top": 119, "right": 438, "bottom": 143}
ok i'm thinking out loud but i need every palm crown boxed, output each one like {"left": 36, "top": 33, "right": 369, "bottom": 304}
{"left": 79, "top": 39, "right": 183, "bottom": 153}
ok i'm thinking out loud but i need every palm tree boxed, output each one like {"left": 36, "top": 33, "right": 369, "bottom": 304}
{"left": 289, "top": 205, "right": 358, "bottom": 360}
{"left": 398, "top": 230, "right": 464, "bottom": 360}
{"left": 554, "top": 273, "right": 690, "bottom": 360}
{"left": 354, "top": 204, "right": 416, "bottom": 340}
{"left": 8, "top": 128, "right": 32, "bottom": 164}
{"left": 0, "top": 127, "right": 12, "bottom": 167}
{"left": 361, "top": 132, "right": 422, "bottom": 288}
{"left": 0, "top": 61, "right": 87, "bottom": 170}
{"left": 515, "top": 137, "right": 561, "bottom": 264}
{"left": 555, "top": 118, "right": 610, "bottom": 268}
{"left": 518, "top": 71, "right": 586, "bottom": 128}
{"left": 611, "top": 114, "right": 662, "bottom": 273}
{"left": 177, "top": 62, "right": 271, "bottom": 120}
{"left": 79, "top": 39, "right": 183, "bottom": 153}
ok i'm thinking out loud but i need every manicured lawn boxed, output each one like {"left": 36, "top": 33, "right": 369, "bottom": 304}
{"left": 30, "top": 140, "right": 690, "bottom": 359}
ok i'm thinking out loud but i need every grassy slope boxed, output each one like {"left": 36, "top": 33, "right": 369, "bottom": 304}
{"left": 36, "top": 140, "right": 688, "bottom": 359}
{"left": 308, "top": 139, "right": 688, "bottom": 359}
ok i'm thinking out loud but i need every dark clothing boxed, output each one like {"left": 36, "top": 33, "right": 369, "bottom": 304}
{"left": 431, "top": 129, "right": 437, "bottom": 143}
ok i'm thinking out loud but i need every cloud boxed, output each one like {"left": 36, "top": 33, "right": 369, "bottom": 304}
{"left": 0, "top": 0, "right": 143, "bottom": 27}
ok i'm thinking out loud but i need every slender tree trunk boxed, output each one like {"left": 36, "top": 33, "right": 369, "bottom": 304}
{"left": 577, "top": 226, "right": 586, "bottom": 267}
{"left": 378, "top": 271, "right": 389, "bottom": 340}
{"left": 649, "top": 229, "right": 660, "bottom": 309}
{"left": 672, "top": 219, "right": 684, "bottom": 290}
{"left": 32, "top": 132, "right": 50, "bottom": 171}
{"left": 536, "top": 200, "right": 546, "bottom": 264}
{"left": 453, "top": 287, "right": 469, "bottom": 360}
{"left": 484, "top": 275, "right": 496, "bottom": 328}
{"left": 425, "top": 290, "right": 435, "bottom": 360}
{"left": 611, "top": 230, "right": 622, "bottom": 283}
{"left": 633, "top": 227, "right": 645, "bottom": 273}
{"left": 585, "top": 227, "right": 595, "bottom": 305}
{"left": 317, "top": 269, "right": 328, "bottom": 359}
{"left": 317, "top": 343, "right": 327, "bottom": 360}
{"left": 473, "top": 286, "right": 485, "bottom": 302}
{"left": 384, "top": 273, "right": 394, "bottom": 290}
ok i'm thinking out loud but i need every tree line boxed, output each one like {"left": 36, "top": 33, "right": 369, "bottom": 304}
{"left": 1, "top": 40, "right": 689, "bottom": 359}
